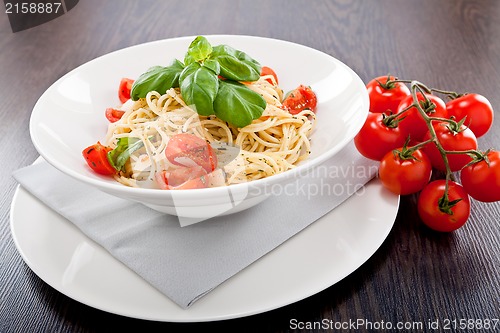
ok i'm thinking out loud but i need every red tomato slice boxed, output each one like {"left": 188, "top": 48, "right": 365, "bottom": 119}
{"left": 156, "top": 166, "right": 208, "bottom": 190}
{"left": 118, "top": 78, "right": 134, "bottom": 104}
{"left": 281, "top": 85, "right": 317, "bottom": 115}
{"left": 260, "top": 66, "right": 278, "bottom": 85}
{"left": 105, "top": 107, "right": 125, "bottom": 123}
{"left": 82, "top": 142, "right": 116, "bottom": 175}
{"left": 165, "top": 133, "right": 218, "bottom": 173}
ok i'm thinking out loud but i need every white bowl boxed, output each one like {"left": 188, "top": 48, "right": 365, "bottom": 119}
{"left": 29, "top": 35, "right": 368, "bottom": 222}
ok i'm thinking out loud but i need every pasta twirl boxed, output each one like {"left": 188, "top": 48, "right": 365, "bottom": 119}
{"left": 104, "top": 77, "right": 316, "bottom": 188}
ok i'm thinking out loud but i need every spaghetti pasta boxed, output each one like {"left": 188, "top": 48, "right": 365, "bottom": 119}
{"left": 104, "top": 76, "right": 316, "bottom": 188}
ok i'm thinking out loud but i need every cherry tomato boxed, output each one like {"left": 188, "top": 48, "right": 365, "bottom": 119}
{"left": 460, "top": 150, "right": 500, "bottom": 202}
{"left": 379, "top": 148, "right": 432, "bottom": 195}
{"left": 156, "top": 166, "right": 208, "bottom": 190}
{"left": 82, "top": 142, "right": 116, "bottom": 175}
{"left": 422, "top": 121, "right": 478, "bottom": 172}
{"left": 417, "top": 180, "right": 470, "bottom": 232}
{"left": 446, "top": 93, "right": 494, "bottom": 138}
{"left": 105, "top": 107, "right": 125, "bottom": 123}
{"left": 354, "top": 112, "right": 408, "bottom": 161}
{"left": 260, "top": 66, "right": 278, "bottom": 85}
{"left": 118, "top": 78, "right": 134, "bottom": 103}
{"left": 397, "top": 92, "right": 448, "bottom": 141}
{"left": 366, "top": 75, "right": 410, "bottom": 113}
{"left": 281, "top": 85, "right": 317, "bottom": 115}
{"left": 165, "top": 133, "right": 217, "bottom": 173}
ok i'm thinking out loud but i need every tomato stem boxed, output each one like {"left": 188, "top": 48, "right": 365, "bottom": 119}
{"left": 409, "top": 81, "right": 455, "bottom": 201}
{"left": 395, "top": 137, "right": 434, "bottom": 161}
{"left": 395, "top": 103, "right": 415, "bottom": 116}
{"left": 408, "top": 138, "right": 433, "bottom": 151}
{"left": 413, "top": 81, "right": 433, "bottom": 95}
{"left": 462, "top": 149, "right": 492, "bottom": 168}
{"left": 381, "top": 112, "right": 405, "bottom": 128}
{"left": 392, "top": 78, "right": 464, "bottom": 100}
{"left": 376, "top": 74, "right": 397, "bottom": 90}
{"left": 427, "top": 116, "right": 455, "bottom": 123}
{"left": 429, "top": 87, "right": 463, "bottom": 100}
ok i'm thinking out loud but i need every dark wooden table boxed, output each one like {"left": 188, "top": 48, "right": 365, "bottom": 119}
{"left": 1, "top": 0, "right": 499, "bottom": 332}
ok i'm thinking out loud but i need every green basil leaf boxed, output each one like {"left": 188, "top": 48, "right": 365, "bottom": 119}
{"left": 130, "top": 59, "right": 184, "bottom": 100}
{"left": 179, "top": 61, "right": 200, "bottom": 82}
{"left": 215, "top": 55, "right": 260, "bottom": 82}
{"left": 185, "top": 36, "right": 212, "bottom": 63}
{"left": 211, "top": 45, "right": 261, "bottom": 81}
{"left": 180, "top": 62, "right": 219, "bottom": 116}
{"left": 107, "top": 137, "right": 144, "bottom": 171}
{"left": 211, "top": 44, "right": 236, "bottom": 58}
{"left": 184, "top": 53, "right": 195, "bottom": 66}
{"left": 214, "top": 80, "right": 266, "bottom": 128}
{"left": 203, "top": 58, "right": 220, "bottom": 75}
{"left": 233, "top": 49, "right": 261, "bottom": 73}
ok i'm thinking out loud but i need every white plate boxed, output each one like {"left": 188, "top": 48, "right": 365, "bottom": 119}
{"left": 10, "top": 178, "right": 398, "bottom": 322}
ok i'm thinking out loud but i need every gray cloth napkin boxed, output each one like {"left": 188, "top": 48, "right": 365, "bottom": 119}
{"left": 12, "top": 141, "right": 377, "bottom": 309}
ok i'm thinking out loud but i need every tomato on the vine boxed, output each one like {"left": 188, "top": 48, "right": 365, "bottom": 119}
{"left": 397, "top": 92, "right": 448, "bottom": 141}
{"left": 446, "top": 93, "right": 494, "bottom": 138}
{"left": 379, "top": 147, "right": 432, "bottom": 195}
{"left": 417, "top": 180, "right": 470, "bottom": 232}
{"left": 366, "top": 75, "right": 411, "bottom": 113}
{"left": 460, "top": 150, "right": 500, "bottom": 202}
{"left": 422, "top": 121, "right": 478, "bottom": 172}
{"left": 354, "top": 112, "right": 408, "bottom": 161}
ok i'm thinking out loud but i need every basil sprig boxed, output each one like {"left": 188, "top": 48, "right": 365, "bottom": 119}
{"left": 129, "top": 36, "right": 266, "bottom": 128}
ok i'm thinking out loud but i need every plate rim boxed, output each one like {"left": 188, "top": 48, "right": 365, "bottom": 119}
{"left": 10, "top": 170, "right": 399, "bottom": 322}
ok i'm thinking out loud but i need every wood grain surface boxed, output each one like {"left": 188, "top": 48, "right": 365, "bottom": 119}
{"left": 1, "top": 0, "right": 499, "bottom": 332}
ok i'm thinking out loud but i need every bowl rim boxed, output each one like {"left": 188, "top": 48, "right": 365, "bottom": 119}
{"left": 29, "top": 34, "right": 369, "bottom": 199}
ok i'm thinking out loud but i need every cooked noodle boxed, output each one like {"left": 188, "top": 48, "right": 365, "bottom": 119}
{"left": 104, "top": 76, "right": 316, "bottom": 188}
